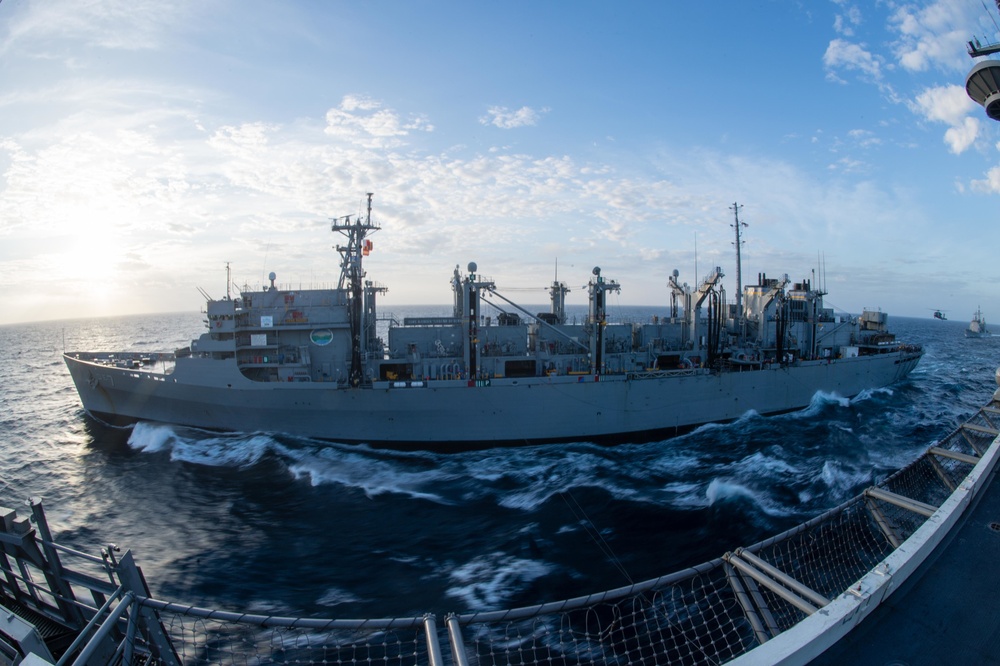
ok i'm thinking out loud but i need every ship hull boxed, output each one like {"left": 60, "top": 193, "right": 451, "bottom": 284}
{"left": 64, "top": 350, "right": 923, "bottom": 448}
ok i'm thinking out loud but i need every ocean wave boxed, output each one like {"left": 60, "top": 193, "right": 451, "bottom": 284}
{"left": 445, "top": 551, "right": 552, "bottom": 610}
{"left": 660, "top": 481, "right": 710, "bottom": 509}
{"left": 316, "top": 587, "right": 363, "bottom": 608}
{"left": 487, "top": 450, "right": 642, "bottom": 511}
{"left": 286, "top": 448, "right": 453, "bottom": 504}
{"left": 127, "top": 422, "right": 178, "bottom": 454}
{"left": 732, "top": 450, "right": 799, "bottom": 477}
{"left": 851, "top": 386, "right": 894, "bottom": 404}
{"left": 705, "top": 478, "right": 757, "bottom": 505}
{"left": 456, "top": 443, "right": 716, "bottom": 512}
{"left": 705, "top": 477, "right": 797, "bottom": 517}
{"left": 127, "top": 423, "right": 277, "bottom": 468}
{"left": 127, "top": 423, "right": 458, "bottom": 503}
{"left": 786, "top": 391, "right": 851, "bottom": 419}
{"left": 121, "top": 412, "right": 856, "bottom": 524}
{"left": 818, "top": 459, "right": 873, "bottom": 498}
{"left": 687, "top": 420, "right": 729, "bottom": 436}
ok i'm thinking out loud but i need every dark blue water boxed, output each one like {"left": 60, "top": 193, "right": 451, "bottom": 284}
{"left": 0, "top": 310, "right": 995, "bottom": 621}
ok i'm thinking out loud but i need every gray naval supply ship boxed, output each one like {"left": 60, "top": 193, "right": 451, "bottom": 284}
{"left": 64, "top": 194, "right": 924, "bottom": 448}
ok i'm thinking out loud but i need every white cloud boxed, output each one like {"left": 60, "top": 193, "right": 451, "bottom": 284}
{"left": 1, "top": 0, "right": 187, "bottom": 55}
{"left": 479, "top": 106, "right": 548, "bottom": 129}
{"left": 912, "top": 84, "right": 976, "bottom": 125}
{"left": 889, "top": 1, "right": 979, "bottom": 73}
{"left": 971, "top": 164, "right": 1000, "bottom": 193}
{"left": 911, "top": 84, "right": 979, "bottom": 153}
{"left": 823, "top": 38, "right": 883, "bottom": 82}
{"left": 847, "top": 128, "right": 882, "bottom": 148}
{"left": 0, "top": 0, "right": 995, "bottom": 324}
{"left": 833, "top": 5, "right": 862, "bottom": 37}
{"left": 827, "top": 155, "right": 867, "bottom": 174}
{"left": 324, "top": 95, "right": 433, "bottom": 149}
{"left": 9, "top": 82, "right": 924, "bottom": 321}
{"left": 943, "top": 116, "right": 980, "bottom": 153}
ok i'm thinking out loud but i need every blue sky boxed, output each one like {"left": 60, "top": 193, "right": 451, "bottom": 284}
{"left": 1, "top": 0, "right": 999, "bottom": 325}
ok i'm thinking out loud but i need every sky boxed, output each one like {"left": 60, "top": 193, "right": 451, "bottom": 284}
{"left": 2, "top": 0, "right": 1000, "bottom": 326}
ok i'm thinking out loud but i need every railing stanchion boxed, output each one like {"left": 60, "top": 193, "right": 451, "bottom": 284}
{"left": 423, "top": 614, "right": 444, "bottom": 666}
{"left": 446, "top": 614, "right": 470, "bottom": 666}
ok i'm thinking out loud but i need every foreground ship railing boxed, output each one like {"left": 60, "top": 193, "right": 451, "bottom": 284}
{"left": 3, "top": 389, "right": 999, "bottom": 666}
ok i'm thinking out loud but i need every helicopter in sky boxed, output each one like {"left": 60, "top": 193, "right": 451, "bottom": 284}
{"left": 931, "top": 309, "right": 948, "bottom": 321}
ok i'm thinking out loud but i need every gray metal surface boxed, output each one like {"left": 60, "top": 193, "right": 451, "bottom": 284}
{"left": 809, "top": 462, "right": 1000, "bottom": 665}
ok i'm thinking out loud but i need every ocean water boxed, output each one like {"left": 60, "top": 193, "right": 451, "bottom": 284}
{"left": 0, "top": 309, "right": 995, "bottom": 621}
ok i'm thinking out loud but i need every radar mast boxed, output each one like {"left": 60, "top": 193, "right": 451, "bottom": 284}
{"left": 331, "top": 193, "right": 381, "bottom": 387}
{"left": 731, "top": 202, "right": 747, "bottom": 343}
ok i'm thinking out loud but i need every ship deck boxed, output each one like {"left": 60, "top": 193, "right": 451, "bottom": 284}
{"left": 810, "top": 458, "right": 1000, "bottom": 665}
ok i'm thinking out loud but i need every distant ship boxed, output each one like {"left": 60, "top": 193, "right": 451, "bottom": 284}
{"left": 64, "top": 195, "right": 923, "bottom": 448}
{"left": 967, "top": 306, "right": 990, "bottom": 338}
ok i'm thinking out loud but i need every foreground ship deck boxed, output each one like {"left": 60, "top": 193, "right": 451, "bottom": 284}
{"left": 63, "top": 196, "right": 923, "bottom": 447}
{"left": 4, "top": 372, "right": 999, "bottom": 665}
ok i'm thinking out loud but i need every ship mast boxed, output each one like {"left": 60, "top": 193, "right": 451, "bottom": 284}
{"left": 966, "top": 1, "right": 1000, "bottom": 56}
{"left": 587, "top": 266, "right": 620, "bottom": 374}
{"left": 731, "top": 202, "right": 747, "bottom": 343}
{"left": 332, "top": 192, "right": 380, "bottom": 387}
{"left": 550, "top": 260, "right": 570, "bottom": 325}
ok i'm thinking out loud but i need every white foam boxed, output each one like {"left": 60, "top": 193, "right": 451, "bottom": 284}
{"left": 851, "top": 386, "right": 894, "bottom": 403}
{"left": 705, "top": 477, "right": 796, "bottom": 517}
{"left": 784, "top": 391, "right": 849, "bottom": 420}
{"left": 706, "top": 478, "right": 759, "bottom": 505}
{"left": 490, "top": 451, "right": 641, "bottom": 511}
{"left": 819, "top": 459, "right": 868, "bottom": 497}
{"left": 286, "top": 448, "right": 452, "bottom": 504}
{"left": 170, "top": 433, "right": 275, "bottom": 467}
{"left": 126, "top": 425, "right": 457, "bottom": 501}
{"left": 244, "top": 599, "right": 291, "bottom": 615}
{"left": 127, "top": 422, "right": 178, "bottom": 453}
{"left": 316, "top": 587, "right": 362, "bottom": 608}
{"left": 738, "top": 451, "right": 798, "bottom": 476}
{"left": 659, "top": 481, "right": 706, "bottom": 509}
{"left": 127, "top": 423, "right": 281, "bottom": 468}
{"left": 445, "top": 551, "right": 552, "bottom": 610}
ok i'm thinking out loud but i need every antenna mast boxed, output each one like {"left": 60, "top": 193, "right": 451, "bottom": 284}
{"left": 331, "top": 192, "right": 380, "bottom": 387}
{"left": 730, "top": 202, "right": 747, "bottom": 341}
